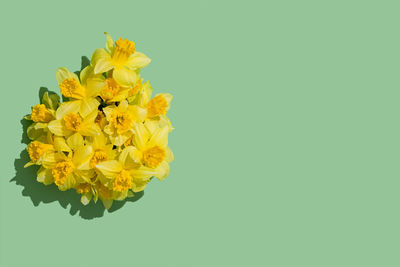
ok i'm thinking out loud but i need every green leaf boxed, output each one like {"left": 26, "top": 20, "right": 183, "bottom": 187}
{"left": 42, "top": 91, "right": 60, "bottom": 110}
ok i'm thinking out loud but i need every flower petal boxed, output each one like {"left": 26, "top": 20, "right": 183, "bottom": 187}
{"left": 86, "top": 77, "right": 106, "bottom": 97}
{"left": 119, "top": 99, "right": 128, "bottom": 110}
{"left": 130, "top": 167, "right": 156, "bottom": 180}
{"left": 96, "top": 160, "right": 123, "bottom": 178}
{"left": 66, "top": 133, "right": 84, "bottom": 150}
{"left": 79, "top": 123, "right": 100, "bottom": 137}
{"left": 159, "top": 93, "right": 173, "bottom": 107}
{"left": 74, "top": 170, "right": 95, "bottom": 184}
{"left": 48, "top": 120, "right": 71, "bottom": 136}
{"left": 72, "top": 146, "right": 93, "bottom": 170}
{"left": 129, "top": 105, "right": 147, "bottom": 122}
{"left": 138, "top": 81, "right": 153, "bottom": 106}
{"left": 91, "top": 48, "right": 111, "bottom": 65}
{"left": 133, "top": 123, "right": 150, "bottom": 150}
{"left": 79, "top": 65, "right": 97, "bottom": 86}
{"left": 37, "top": 167, "right": 54, "bottom": 185}
{"left": 91, "top": 132, "right": 107, "bottom": 149}
{"left": 41, "top": 152, "right": 59, "bottom": 169}
{"left": 58, "top": 174, "right": 77, "bottom": 191}
{"left": 155, "top": 161, "right": 170, "bottom": 180}
{"left": 56, "top": 67, "right": 79, "bottom": 85}
{"left": 113, "top": 67, "right": 136, "bottom": 87}
{"left": 111, "top": 131, "right": 132, "bottom": 147}
{"left": 94, "top": 57, "right": 114, "bottom": 74}
{"left": 81, "top": 193, "right": 92, "bottom": 206}
{"left": 101, "top": 198, "right": 113, "bottom": 210}
{"left": 132, "top": 178, "right": 148, "bottom": 192}
{"left": 126, "top": 52, "right": 151, "bottom": 70}
{"left": 55, "top": 101, "right": 81, "bottom": 119}
{"left": 119, "top": 146, "right": 139, "bottom": 169}
{"left": 73, "top": 146, "right": 93, "bottom": 169}
{"left": 53, "top": 136, "right": 71, "bottom": 152}
{"left": 148, "top": 125, "right": 169, "bottom": 148}
{"left": 165, "top": 146, "right": 174, "bottom": 163}
{"left": 105, "top": 32, "right": 115, "bottom": 53}
{"left": 80, "top": 97, "right": 99, "bottom": 117}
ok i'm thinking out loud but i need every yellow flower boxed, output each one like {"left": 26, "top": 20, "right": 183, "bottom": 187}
{"left": 126, "top": 75, "right": 144, "bottom": 103}
{"left": 134, "top": 81, "right": 174, "bottom": 132}
{"left": 56, "top": 66, "right": 103, "bottom": 117}
{"left": 98, "top": 77, "right": 131, "bottom": 103}
{"left": 86, "top": 132, "right": 116, "bottom": 168}
{"left": 48, "top": 103, "right": 100, "bottom": 137}
{"left": 25, "top": 92, "right": 60, "bottom": 141}
{"left": 91, "top": 33, "right": 151, "bottom": 87}
{"left": 146, "top": 94, "right": 172, "bottom": 118}
{"left": 130, "top": 124, "right": 174, "bottom": 180}
{"left": 24, "top": 131, "right": 71, "bottom": 167}
{"left": 96, "top": 147, "right": 156, "bottom": 198}
{"left": 95, "top": 183, "right": 114, "bottom": 210}
{"left": 24, "top": 141, "right": 54, "bottom": 168}
{"left": 74, "top": 177, "right": 104, "bottom": 206}
{"left": 35, "top": 141, "right": 95, "bottom": 191}
{"left": 103, "top": 100, "right": 146, "bottom": 146}
{"left": 133, "top": 80, "right": 172, "bottom": 118}
{"left": 31, "top": 104, "right": 54, "bottom": 122}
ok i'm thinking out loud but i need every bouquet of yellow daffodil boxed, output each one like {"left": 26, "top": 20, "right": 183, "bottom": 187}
{"left": 23, "top": 33, "right": 174, "bottom": 210}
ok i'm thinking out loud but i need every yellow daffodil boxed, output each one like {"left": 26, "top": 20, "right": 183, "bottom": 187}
{"left": 36, "top": 139, "right": 95, "bottom": 191}
{"left": 91, "top": 33, "right": 151, "bottom": 87}
{"left": 134, "top": 82, "right": 174, "bottom": 132}
{"left": 126, "top": 75, "right": 144, "bottom": 103}
{"left": 103, "top": 100, "right": 146, "bottom": 146}
{"left": 24, "top": 131, "right": 70, "bottom": 167}
{"left": 127, "top": 77, "right": 149, "bottom": 105}
{"left": 25, "top": 92, "right": 60, "bottom": 141}
{"left": 30, "top": 104, "right": 54, "bottom": 123}
{"left": 74, "top": 182, "right": 96, "bottom": 205}
{"left": 96, "top": 147, "right": 156, "bottom": 202}
{"left": 95, "top": 183, "right": 116, "bottom": 210}
{"left": 130, "top": 124, "right": 174, "bottom": 180}
{"left": 146, "top": 94, "right": 173, "bottom": 119}
{"left": 86, "top": 132, "right": 116, "bottom": 169}
{"left": 48, "top": 103, "right": 100, "bottom": 137}
{"left": 56, "top": 66, "right": 103, "bottom": 117}
{"left": 97, "top": 77, "right": 130, "bottom": 103}
{"left": 24, "top": 141, "right": 54, "bottom": 168}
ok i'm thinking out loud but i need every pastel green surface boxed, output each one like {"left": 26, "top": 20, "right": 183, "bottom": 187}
{"left": 1, "top": 0, "right": 399, "bottom": 266}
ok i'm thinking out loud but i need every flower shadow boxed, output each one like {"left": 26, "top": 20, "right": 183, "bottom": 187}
{"left": 9, "top": 61, "right": 144, "bottom": 220}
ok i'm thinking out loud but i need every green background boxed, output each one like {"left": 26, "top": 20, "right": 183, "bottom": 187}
{"left": 1, "top": 0, "right": 399, "bottom": 266}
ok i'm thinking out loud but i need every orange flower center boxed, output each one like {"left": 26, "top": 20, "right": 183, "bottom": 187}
{"left": 113, "top": 169, "right": 132, "bottom": 192}
{"left": 111, "top": 110, "right": 132, "bottom": 134}
{"left": 31, "top": 104, "right": 53, "bottom": 122}
{"left": 52, "top": 160, "right": 75, "bottom": 186}
{"left": 90, "top": 150, "right": 108, "bottom": 168}
{"left": 64, "top": 113, "right": 83, "bottom": 131}
{"left": 147, "top": 95, "right": 168, "bottom": 118}
{"left": 100, "top": 78, "right": 120, "bottom": 100}
{"left": 59, "top": 78, "right": 85, "bottom": 99}
{"left": 27, "top": 141, "right": 53, "bottom": 162}
{"left": 143, "top": 146, "right": 166, "bottom": 168}
{"left": 112, "top": 38, "right": 135, "bottom": 66}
